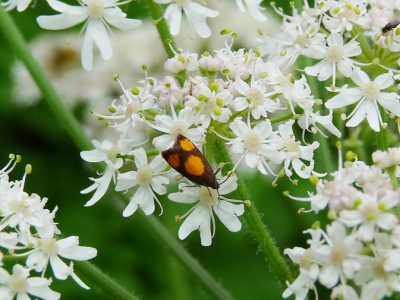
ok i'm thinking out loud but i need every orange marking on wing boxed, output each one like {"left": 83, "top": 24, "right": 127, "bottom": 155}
{"left": 179, "top": 138, "right": 195, "bottom": 151}
{"left": 167, "top": 153, "right": 180, "bottom": 168}
{"left": 184, "top": 155, "right": 205, "bottom": 176}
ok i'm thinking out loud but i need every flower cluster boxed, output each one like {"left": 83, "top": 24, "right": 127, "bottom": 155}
{"left": 284, "top": 147, "right": 400, "bottom": 300}
{"left": 79, "top": 41, "right": 329, "bottom": 245}
{"left": 257, "top": 0, "right": 400, "bottom": 133}
{"left": 0, "top": 155, "right": 97, "bottom": 300}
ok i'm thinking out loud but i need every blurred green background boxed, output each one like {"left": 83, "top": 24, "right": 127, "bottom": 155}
{"left": 0, "top": 1, "right": 326, "bottom": 299}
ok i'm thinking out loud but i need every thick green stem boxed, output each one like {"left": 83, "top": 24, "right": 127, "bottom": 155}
{"left": 213, "top": 139, "right": 295, "bottom": 287}
{"left": 74, "top": 261, "right": 139, "bottom": 300}
{"left": 0, "top": 6, "right": 233, "bottom": 300}
{"left": 146, "top": 0, "right": 177, "bottom": 59}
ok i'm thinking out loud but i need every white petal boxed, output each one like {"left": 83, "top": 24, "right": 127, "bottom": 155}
{"left": 184, "top": 3, "right": 218, "bottom": 38}
{"left": 103, "top": 8, "right": 142, "bottom": 31}
{"left": 325, "top": 88, "right": 363, "bottom": 109}
{"left": 327, "top": 32, "right": 343, "bottom": 46}
{"left": 375, "top": 72, "right": 394, "bottom": 89}
{"left": 178, "top": 205, "right": 212, "bottom": 246}
{"left": 351, "top": 68, "right": 370, "bottom": 86}
{"left": 377, "top": 93, "right": 400, "bottom": 116}
{"left": 89, "top": 20, "right": 112, "bottom": 60}
{"left": 213, "top": 201, "right": 244, "bottom": 232}
{"left": 50, "top": 255, "right": 71, "bottom": 279}
{"left": 165, "top": 4, "right": 182, "bottom": 35}
{"left": 319, "top": 265, "right": 339, "bottom": 288}
{"left": 37, "top": 13, "right": 88, "bottom": 30}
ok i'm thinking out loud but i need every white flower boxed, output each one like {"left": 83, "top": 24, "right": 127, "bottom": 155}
{"left": 304, "top": 32, "right": 362, "bottom": 86}
{"left": 228, "top": 117, "right": 284, "bottom": 175}
{"left": 339, "top": 191, "right": 399, "bottom": 241}
{"left": 325, "top": 69, "right": 400, "bottom": 132}
{"left": 278, "top": 120, "right": 321, "bottom": 179}
{"left": 236, "top": 0, "right": 267, "bottom": 21}
{"left": 231, "top": 76, "right": 281, "bottom": 120}
{"left": 115, "top": 149, "right": 169, "bottom": 217}
{"left": 80, "top": 139, "right": 124, "bottom": 206}
{"left": 37, "top": 0, "right": 142, "bottom": 70}
{"left": 314, "top": 222, "right": 363, "bottom": 288}
{"left": 0, "top": 264, "right": 60, "bottom": 300}
{"left": 22, "top": 235, "right": 97, "bottom": 289}
{"left": 168, "top": 175, "right": 243, "bottom": 246}
{"left": 154, "top": 0, "right": 219, "bottom": 38}
{"left": 1, "top": 0, "right": 32, "bottom": 11}
{"left": 372, "top": 147, "right": 400, "bottom": 168}
{"left": 282, "top": 248, "right": 319, "bottom": 300}
{"left": 151, "top": 108, "right": 205, "bottom": 150}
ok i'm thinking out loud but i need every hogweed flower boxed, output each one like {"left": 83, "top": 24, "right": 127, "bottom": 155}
{"left": 37, "top": 0, "right": 142, "bottom": 70}
{"left": 0, "top": 155, "right": 97, "bottom": 298}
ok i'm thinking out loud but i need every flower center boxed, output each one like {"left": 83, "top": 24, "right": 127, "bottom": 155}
{"left": 284, "top": 138, "right": 301, "bottom": 155}
{"left": 325, "top": 45, "right": 344, "bottom": 63}
{"left": 293, "top": 33, "right": 310, "bottom": 48}
{"left": 244, "top": 131, "right": 261, "bottom": 152}
{"left": 330, "top": 242, "right": 348, "bottom": 266}
{"left": 88, "top": 0, "right": 105, "bottom": 19}
{"left": 40, "top": 238, "right": 59, "bottom": 256}
{"left": 199, "top": 186, "right": 218, "bottom": 207}
{"left": 373, "top": 259, "right": 386, "bottom": 278}
{"left": 362, "top": 81, "right": 380, "bottom": 100}
{"left": 169, "top": 121, "right": 189, "bottom": 139}
{"left": 125, "top": 99, "right": 142, "bottom": 117}
{"left": 8, "top": 273, "right": 28, "bottom": 294}
{"left": 246, "top": 87, "right": 265, "bottom": 107}
{"left": 361, "top": 202, "right": 379, "bottom": 221}
{"left": 136, "top": 164, "right": 153, "bottom": 186}
{"left": 9, "top": 199, "right": 29, "bottom": 215}
{"left": 106, "top": 145, "right": 120, "bottom": 162}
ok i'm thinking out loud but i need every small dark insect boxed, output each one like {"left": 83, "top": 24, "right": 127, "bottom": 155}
{"left": 382, "top": 20, "right": 400, "bottom": 34}
{"left": 162, "top": 134, "right": 220, "bottom": 190}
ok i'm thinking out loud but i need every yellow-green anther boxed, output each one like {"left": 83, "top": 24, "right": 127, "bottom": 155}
{"left": 131, "top": 87, "right": 140, "bottom": 95}
{"left": 108, "top": 107, "right": 116, "bottom": 113}
{"left": 259, "top": 72, "right": 268, "bottom": 79}
{"left": 216, "top": 98, "right": 223, "bottom": 106}
{"left": 220, "top": 28, "right": 232, "bottom": 35}
{"left": 214, "top": 107, "right": 222, "bottom": 116}
{"left": 25, "top": 164, "right": 32, "bottom": 174}
{"left": 210, "top": 82, "right": 219, "bottom": 92}
{"left": 333, "top": 6, "right": 340, "bottom": 14}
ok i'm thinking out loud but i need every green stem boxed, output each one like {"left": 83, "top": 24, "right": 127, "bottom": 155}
{"left": 74, "top": 261, "right": 139, "bottom": 300}
{"left": 146, "top": 0, "right": 177, "bottom": 59}
{"left": 213, "top": 139, "right": 295, "bottom": 287}
{"left": 0, "top": 6, "right": 233, "bottom": 300}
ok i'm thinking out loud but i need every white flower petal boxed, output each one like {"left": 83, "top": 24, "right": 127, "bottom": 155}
{"left": 103, "top": 8, "right": 142, "bottom": 31}
{"left": 213, "top": 201, "right": 244, "bottom": 232}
